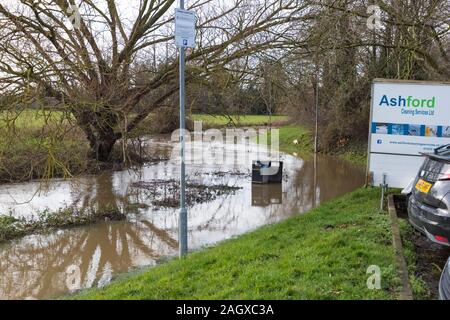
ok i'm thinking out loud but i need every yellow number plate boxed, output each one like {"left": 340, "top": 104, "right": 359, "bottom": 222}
{"left": 415, "top": 179, "right": 433, "bottom": 194}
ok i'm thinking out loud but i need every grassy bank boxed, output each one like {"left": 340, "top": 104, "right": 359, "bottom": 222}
{"left": 0, "top": 205, "right": 124, "bottom": 243}
{"left": 276, "top": 125, "right": 314, "bottom": 155}
{"left": 74, "top": 187, "right": 402, "bottom": 300}
{"left": 274, "top": 125, "right": 367, "bottom": 167}
{"left": 191, "top": 114, "right": 367, "bottom": 166}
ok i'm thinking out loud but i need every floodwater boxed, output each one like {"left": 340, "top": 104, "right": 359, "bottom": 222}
{"left": 0, "top": 136, "right": 365, "bottom": 299}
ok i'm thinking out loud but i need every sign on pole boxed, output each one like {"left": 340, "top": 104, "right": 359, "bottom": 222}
{"left": 175, "top": 8, "right": 196, "bottom": 48}
{"left": 175, "top": 1, "right": 195, "bottom": 258}
{"left": 367, "top": 79, "right": 450, "bottom": 188}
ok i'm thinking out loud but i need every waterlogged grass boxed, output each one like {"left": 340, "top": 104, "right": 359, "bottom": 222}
{"left": 191, "top": 114, "right": 289, "bottom": 127}
{"left": 330, "top": 142, "right": 367, "bottom": 167}
{"left": 0, "top": 205, "right": 124, "bottom": 243}
{"left": 339, "top": 149, "right": 367, "bottom": 167}
{"left": 0, "top": 132, "right": 89, "bottom": 182}
{"left": 74, "top": 188, "right": 402, "bottom": 300}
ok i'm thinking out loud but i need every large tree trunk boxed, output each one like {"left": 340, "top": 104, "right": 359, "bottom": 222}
{"left": 93, "top": 135, "right": 118, "bottom": 162}
{"left": 74, "top": 108, "right": 120, "bottom": 162}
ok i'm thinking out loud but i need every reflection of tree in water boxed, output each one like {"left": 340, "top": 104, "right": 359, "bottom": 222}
{"left": 282, "top": 155, "right": 365, "bottom": 217}
{"left": 71, "top": 174, "right": 130, "bottom": 213}
{"left": 0, "top": 218, "right": 178, "bottom": 300}
{"left": 0, "top": 172, "right": 253, "bottom": 300}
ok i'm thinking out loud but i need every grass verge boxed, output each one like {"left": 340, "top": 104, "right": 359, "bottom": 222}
{"left": 73, "top": 188, "right": 401, "bottom": 300}
{"left": 399, "top": 219, "right": 430, "bottom": 299}
{"left": 329, "top": 142, "right": 367, "bottom": 167}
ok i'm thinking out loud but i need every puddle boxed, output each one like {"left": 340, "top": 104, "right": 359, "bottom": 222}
{"left": 0, "top": 136, "right": 365, "bottom": 299}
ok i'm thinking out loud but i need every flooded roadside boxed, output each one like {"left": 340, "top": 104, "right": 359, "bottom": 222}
{"left": 0, "top": 136, "right": 365, "bottom": 299}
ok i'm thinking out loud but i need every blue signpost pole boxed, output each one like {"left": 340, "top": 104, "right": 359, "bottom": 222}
{"left": 178, "top": 0, "right": 188, "bottom": 257}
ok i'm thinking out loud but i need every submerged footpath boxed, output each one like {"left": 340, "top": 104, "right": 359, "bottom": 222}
{"left": 73, "top": 187, "right": 408, "bottom": 300}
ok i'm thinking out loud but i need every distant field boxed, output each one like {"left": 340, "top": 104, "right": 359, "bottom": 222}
{"left": 1, "top": 111, "right": 289, "bottom": 129}
{"left": 191, "top": 114, "right": 289, "bottom": 127}
{"left": 1, "top": 111, "right": 289, "bottom": 130}
{"left": 0, "top": 109, "right": 69, "bottom": 129}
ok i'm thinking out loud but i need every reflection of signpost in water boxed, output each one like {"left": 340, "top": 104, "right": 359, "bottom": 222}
{"left": 175, "top": 1, "right": 196, "bottom": 257}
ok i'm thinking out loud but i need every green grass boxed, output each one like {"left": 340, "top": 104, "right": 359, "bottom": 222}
{"left": 0, "top": 109, "right": 69, "bottom": 129}
{"left": 399, "top": 219, "right": 431, "bottom": 299}
{"left": 339, "top": 149, "right": 367, "bottom": 167}
{"left": 74, "top": 188, "right": 402, "bottom": 300}
{"left": 276, "top": 125, "right": 314, "bottom": 156}
{"left": 191, "top": 114, "right": 289, "bottom": 127}
{"left": 0, "top": 205, "right": 124, "bottom": 243}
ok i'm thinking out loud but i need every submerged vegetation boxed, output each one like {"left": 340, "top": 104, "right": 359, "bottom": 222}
{"left": 131, "top": 180, "right": 242, "bottom": 208}
{"left": 0, "top": 205, "right": 124, "bottom": 243}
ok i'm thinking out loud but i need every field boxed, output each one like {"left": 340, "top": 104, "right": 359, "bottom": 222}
{"left": 191, "top": 114, "right": 289, "bottom": 127}
{"left": 0, "top": 109, "right": 88, "bottom": 182}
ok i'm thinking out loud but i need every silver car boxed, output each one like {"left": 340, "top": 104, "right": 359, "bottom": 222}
{"left": 440, "top": 257, "right": 450, "bottom": 300}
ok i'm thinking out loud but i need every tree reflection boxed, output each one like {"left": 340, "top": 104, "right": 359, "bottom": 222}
{"left": 0, "top": 219, "right": 177, "bottom": 300}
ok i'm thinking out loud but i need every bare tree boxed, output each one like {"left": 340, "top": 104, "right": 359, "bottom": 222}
{"left": 284, "top": 0, "right": 450, "bottom": 148}
{"left": 0, "top": 0, "right": 303, "bottom": 161}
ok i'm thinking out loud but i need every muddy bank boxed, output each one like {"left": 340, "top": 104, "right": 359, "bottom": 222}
{"left": 408, "top": 231, "right": 450, "bottom": 299}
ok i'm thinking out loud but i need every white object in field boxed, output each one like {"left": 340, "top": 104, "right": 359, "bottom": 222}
{"left": 367, "top": 79, "right": 450, "bottom": 188}
{"left": 293, "top": 139, "right": 299, "bottom": 145}
{"left": 175, "top": 9, "right": 196, "bottom": 48}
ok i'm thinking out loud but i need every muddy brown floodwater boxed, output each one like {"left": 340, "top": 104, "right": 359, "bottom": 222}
{"left": 0, "top": 136, "right": 365, "bottom": 300}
